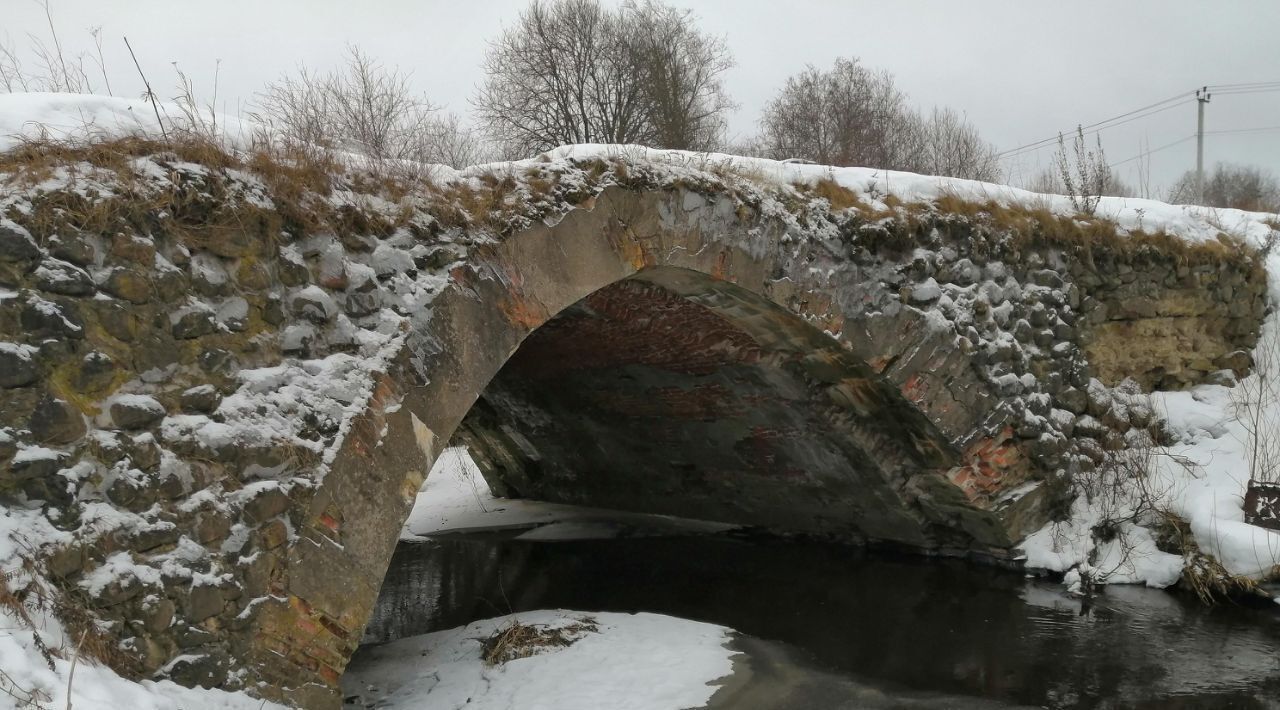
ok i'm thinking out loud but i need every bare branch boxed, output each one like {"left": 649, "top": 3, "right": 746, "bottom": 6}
{"left": 124, "top": 36, "right": 167, "bottom": 142}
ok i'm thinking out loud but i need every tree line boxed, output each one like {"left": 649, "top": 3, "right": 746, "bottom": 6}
{"left": 250, "top": 0, "right": 1002, "bottom": 181}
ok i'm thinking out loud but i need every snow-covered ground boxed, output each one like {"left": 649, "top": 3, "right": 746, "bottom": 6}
{"left": 342, "top": 610, "right": 735, "bottom": 710}
{"left": 402, "top": 447, "right": 735, "bottom": 541}
{"left": 0, "top": 618, "right": 286, "bottom": 710}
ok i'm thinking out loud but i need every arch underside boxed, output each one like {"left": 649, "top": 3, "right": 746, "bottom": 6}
{"left": 453, "top": 266, "right": 988, "bottom": 550}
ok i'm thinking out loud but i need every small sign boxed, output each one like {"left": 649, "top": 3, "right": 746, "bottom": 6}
{"left": 1244, "top": 480, "right": 1280, "bottom": 532}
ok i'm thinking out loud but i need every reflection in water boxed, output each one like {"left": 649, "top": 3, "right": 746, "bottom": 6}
{"left": 363, "top": 532, "right": 1280, "bottom": 709}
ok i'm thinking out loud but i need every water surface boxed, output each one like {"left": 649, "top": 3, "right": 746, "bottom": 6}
{"left": 360, "top": 528, "right": 1280, "bottom": 709}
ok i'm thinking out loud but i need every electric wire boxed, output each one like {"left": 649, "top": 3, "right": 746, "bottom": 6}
{"left": 997, "top": 83, "right": 1280, "bottom": 161}
{"left": 996, "top": 91, "right": 1192, "bottom": 157}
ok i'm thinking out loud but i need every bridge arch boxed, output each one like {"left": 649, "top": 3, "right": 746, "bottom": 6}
{"left": 1, "top": 145, "right": 1267, "bottom": 709}
{"left": 246, "top": 186, "right": 1010, "bottom": 705}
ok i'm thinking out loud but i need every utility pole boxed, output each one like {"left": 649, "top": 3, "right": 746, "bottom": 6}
{"left": 1196, "top": 86, "right": 1211, "bottom": 204}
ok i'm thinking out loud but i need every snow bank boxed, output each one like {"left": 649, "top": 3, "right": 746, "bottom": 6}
{"left": 0, "top": 610, "right": 283, "bottom": 710}
{"left": 1148, "top": 322, "right": 1280, "bottom": 580}
{"left": 0, "top": 92, "right": 259, "bottom": 153}
{"left": 542, "top": 144, "right": 1280, "bottom": 250}
{"left": 342, "top": 610, "right": 735, "bottom": 710}
{"left": 401, "top": 447, "right": 735, "bottom": 540}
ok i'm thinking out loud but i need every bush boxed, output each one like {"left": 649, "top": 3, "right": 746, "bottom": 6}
{"left": 254, "top": 45, "right": 489, "bottom": 171}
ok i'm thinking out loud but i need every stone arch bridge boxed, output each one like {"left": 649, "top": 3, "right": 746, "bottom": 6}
{"left": 0, "top": 151, "right": 1267, "bottom": 707}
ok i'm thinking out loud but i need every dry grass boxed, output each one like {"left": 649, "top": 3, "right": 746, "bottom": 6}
{"left": 893, "top": 194, "right": 1260, "bottom": 268}
{"left": 427, "top": 179, "right": 514, "bottom": 231}
{"left": 0, "top": 135, "right": 234, "bottom": 186}
{"left": 1153, "top": 513, "right": 1273, "bottom": 605}
{"left": 427, "top": 162, "right": 622, "bottom": 233}
{"left": 479, "top": 617, "right": 598, "bottom": 666}
{"left": 775, "top": 179, "right": 1261, "bottom": 271}
{"left": 808, "top": 178, "right": 865, "bottom": 212}
{"left": 0, "top": 136, "right": 425, "bottom": 252}
{"left": 0, "top": 550, "right": 141, "bottom": 701}
{"left": 0, "top": 135, "right": 1264, "bottom": 274}
{"left": 1182, "top": 548, "right": 1268, "bottom": 605}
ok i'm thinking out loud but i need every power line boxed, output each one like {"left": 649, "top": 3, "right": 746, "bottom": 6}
{"left": 1026, "top": 127, "right": 1278, "bottom": 181}
{"left": 996, "top": 90, "right": 1192, "bottom": 158}
{"left": 997, "top": 83, "right": 1280, "bottom": 161}
{"left": 999, "top": 99, "right": 1193, "bottom": 160}
{"left": 1211, "top": 84, "right": 1280, "bottom": 92}
{"left": 1206, "top": 81, "right": 1280, "bottom": 91}
{"left": 1204, "top": 125, "right": 1280, "bottom": 135}
{"left": 1209, "top": 87, "right": 1280, "bottom": 98}
{"left": 1099, "top": 125, "right": 1280, "bottom": 172}
{"left": 1107, "top": 134, "right": 1196, "bottom": 168}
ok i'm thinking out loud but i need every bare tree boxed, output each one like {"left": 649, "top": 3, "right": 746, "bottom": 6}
{"left": 321, "top": 47, "right": 436, "bottom": 161}
{"left": 414, "top": 113, "right": 496, "bottom": 168}
{"left": 755, "top": 58, "right": 1000, "bottom": 181}
{"left": 1233, "top": 325, "right": 1280, "bottom": 485}
{"left": 1168, "top": 163, "right": 1280, "bottom": 212}
{"left": 757, "top": 57, "right": 907, "bottom": 168}
{"left": 625, "top": 0, "right": 735, "bottom": 151}
{"left": 474, "top": 0, "right": 735, "bottom": 156}
{"left": 255, "top": 64, "right": 332, "bottom": 155}
{"left": 474, "top": 0, "right": 638, "bottom": 154}
{"left": 255, "top": 45, "right": 488, "bottom": 169}
{"left": 910, "top": 107, "right": 1001, "bottom": 182}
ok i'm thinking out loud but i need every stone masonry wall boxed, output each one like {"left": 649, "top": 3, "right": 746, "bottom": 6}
{"left": 0, "top": 147, "right": 1269, "bottom": 707}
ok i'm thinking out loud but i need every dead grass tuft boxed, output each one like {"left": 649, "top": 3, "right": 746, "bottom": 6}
{"left": 479, "top": 617, "right": 598, "bottom": 666}
{"left": 891, "top": 195, "right": 1262, "bottom": 269}
{"left": 1154, "top": 513, "right": 1273, "bottom": 605}
{"left": 1182, "top": 549, "right": 1268, "bottom": 605}
{"left": 807, "top": 178, "right": 865, "bottom": 212}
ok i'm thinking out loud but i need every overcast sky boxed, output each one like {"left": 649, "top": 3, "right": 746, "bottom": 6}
{"left": 5, "top": 0, "right": 1280, "bottom": 194}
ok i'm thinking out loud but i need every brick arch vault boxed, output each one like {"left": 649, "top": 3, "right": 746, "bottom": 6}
{"left": 248, "top": 186, "right": 1028, "bottom": 707}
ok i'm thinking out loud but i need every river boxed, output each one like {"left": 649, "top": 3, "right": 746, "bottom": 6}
{"left": 356, "top": 525, "right": 1280, "bottom": 709}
